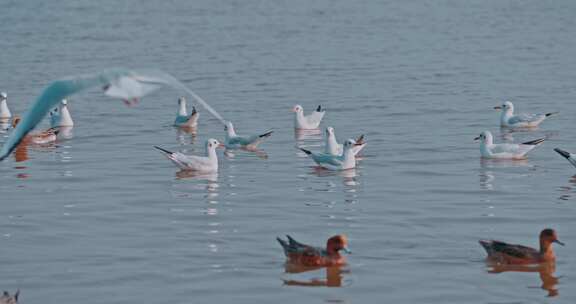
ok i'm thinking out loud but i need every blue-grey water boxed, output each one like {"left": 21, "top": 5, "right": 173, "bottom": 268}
{"left": 2, "top": 0, "right": 576, "bottom": 303}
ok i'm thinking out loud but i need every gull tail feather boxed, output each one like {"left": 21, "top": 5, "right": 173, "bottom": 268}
{"left": 154, "top": 146, "right": 174, "bottom": 155}
{"left": 259, "top": 130, "right": 273, "bottom": 138}
{"left": 546, "top": 112, "right": 558, "bottom": 117}
{"left": 299, "top": 148, "right": 312, "bottom": 155}
{"left": 554, "top": 148, "right": 571, "bottom": 159}
{"left": 316, "top": 105, "right": 323, "bottom": 112}
{"left": 522, "top": 137, "right": 546, "bottom": 146}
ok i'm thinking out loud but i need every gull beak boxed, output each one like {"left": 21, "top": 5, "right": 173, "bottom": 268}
{"left": 342, "top": 247, "right": 352, "bottom": 254}
{"left": 474, "top": 136, "right": 480, "bottom": 141}
{"left": 494, "top": 106, "right": 502, "bottom": 110}
{"left": 217, "top": 143, "right": 225, "bottom": 148}
{"left": 554, "top": 240, "right": 565, "bottom": 246}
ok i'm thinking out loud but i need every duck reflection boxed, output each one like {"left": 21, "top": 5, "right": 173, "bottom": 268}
{"left": 282, "top": 263, "right": 348, "bottom": 287}
{"left": 486, "top": 262, "right": 560, "bottom": 297}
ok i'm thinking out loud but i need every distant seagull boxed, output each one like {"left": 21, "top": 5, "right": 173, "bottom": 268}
{"left": 155, "top": 138, "right": 223, "bottom": 172}
{"left": 300, "top": 138, "right": 357, "bottom": 170}
{"left": 173, "top": 96, "right": 199, "bottom": 128}
{"left": 224, "top": 121, "right": 273, "bottom": 150}
{"left": 292, "top": 104, "right": 325, "bottom": 129}
{"left": 494, "top": 101, "right": 557, "bottom": 128}
{"left": 475, "top": 130, "right": 545, "bottom": 159}
{"left": 324, "top": 127, "right": 366, "bottom": 157}
{"left": 0, "top": 92, "right": 11, "bottom": 119}
{"left": 554, "top": 148, "right": 576, "bottom": 168}
{"left": 49, "top": 99, "right": 74, "bottom": 128}
{"left": 0, "top": 290, "right": 19, "bottom": 304}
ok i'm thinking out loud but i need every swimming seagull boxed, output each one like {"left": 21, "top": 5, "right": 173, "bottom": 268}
{"left": 300, "top": 138, "right": 357, "bottom": 170}
{"left": 475, "top": 130, "right": 546, "bottom": 159}
{"left": 154, "top": 138, "right": 223, "bottom": 172}
{"left": 173, "top": 96, "right": 199, "bottom": 128}
{"left": 49, "top": 99, "right": 74, "bottom": 128}
{"left": 224, "top": 121, "right": 273, "bottom": 150}
{"left": 0, "top": 68, "right": 227, "bottom": 161}
{"left": 494, "top": 101, "right": 557, "bottom": 128}
{"left": 292, "top": 104, "right": 325, "bottom": 129}
{"left": 0, "top": 92, "right": 11, "bottom": 119}
{"left": 554, "top": 148, "right": 576, "bottom": 168}
{"left": 324, "top": 126, "right": 366, "bottom": 157}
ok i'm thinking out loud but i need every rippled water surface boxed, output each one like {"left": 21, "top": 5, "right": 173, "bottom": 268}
{"left": 2, "top": 0, "right": 576, "bottom": 303}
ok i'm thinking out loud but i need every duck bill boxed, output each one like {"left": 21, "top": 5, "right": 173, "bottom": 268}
{"left": 494, "top": 106, "right": 502, "bottom": 110}
{"left": 341, "top": 247, "right": 352, "bottom": 254}
{"left": 474, "top": 136, "right": 480, "bottom": 141}
{"left": 554, "top": 240, "right": 565, "bottom": 246}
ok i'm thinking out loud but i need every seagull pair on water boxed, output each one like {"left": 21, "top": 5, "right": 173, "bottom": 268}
{"left": 156, "top": 121, "right": 273, "bottom": 172}
{"left": 476, "top": 101, "right": 556, "bottom": 159}
{"left": 293, "top": 105, "right": 367, "bottom": 170}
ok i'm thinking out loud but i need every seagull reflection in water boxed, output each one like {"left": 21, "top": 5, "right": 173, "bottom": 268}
{"left": 479, "top": 158, "right": 530, "bottom": 190}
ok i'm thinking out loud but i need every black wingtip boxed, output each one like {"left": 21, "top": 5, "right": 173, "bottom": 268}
{"left": 554, "top": 148, "right": 571, "bottom": 159}
{"left": 154, "top": 146, "right": 173, "bottom": 155}
{"left": 259, "top": 130, "right": 273, "bottom": 138}
{"left": 316, "top": 105, "right": 322, "bottom": 112}
{"left": 522, "top": 137, "right": 546, "bottom": 146}
{"left": 191, "top": 106, "right": 197, "bottom": 115}
{"left": 355, "top": 134, "right": 365, "bottom": 145}
{"left": 299, "top": 148, "right": 312, "bottom": 155}
{"left": 546, "top": 112, "right": 558, "bottom": 117}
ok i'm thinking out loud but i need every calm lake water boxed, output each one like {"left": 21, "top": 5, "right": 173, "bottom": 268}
{"left": 2, "top": 0, "right": 576, "bottom": 303}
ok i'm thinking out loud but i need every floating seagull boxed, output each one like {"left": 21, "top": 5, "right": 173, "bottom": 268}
{"left": 49, "top": 99, "right": 74, "bottom": 128}
{"left": 0, "top": 92, "right": 11, "bottom": 119}
{"left": 173, "top": 96, "right": 199, "bottom": 128}
{"left": 154, "top": 138, "right": 223, "bottom": 172}
{"left": 554, "top": 148, "right": 576, "bottom": 168}
{"left": 479, "top": 229, "right": 563, "bottom": 265}
{"left": 324, "top": 127, "right": 366, "bottom": 157}
{"left": 0, "top": 290, "right": 19, "bottom": 304}
{"left": 300, "top": 138, "right": 357, "bottom": 170}
{"left": 474, "top": 131, "right": 545, "bottom": 159}
{"left": 292, "top": 104, "right": 325, "bottom": 129}
{"left": 0, "top": 68, "right": 228, "bottom": 161}
{"left": 12, "top": 116, "right": 59, "bottom": 144}
{"left": 224, "top": 121, "right": 273, "bottom": 150}
{"left": 277, "top": 235, "right": 350, "bottom": 267}
{"left": 494, "top": 101, "right": 557, "bottom": 128}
